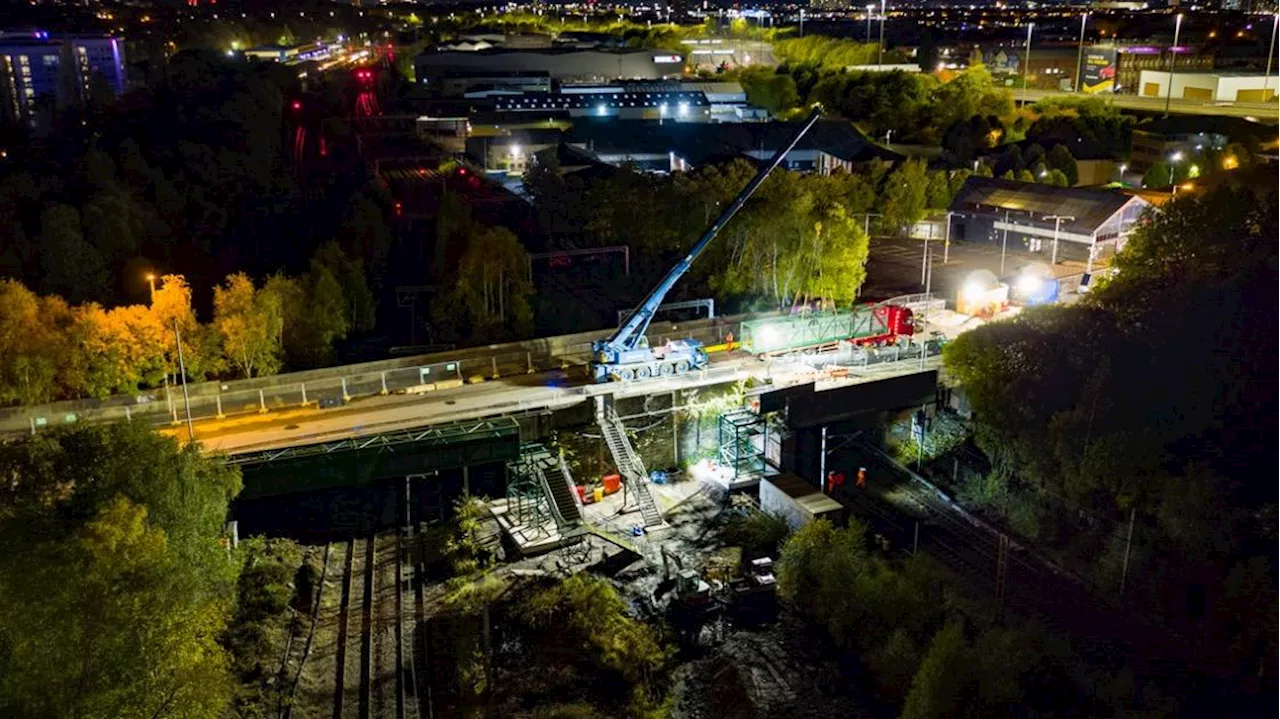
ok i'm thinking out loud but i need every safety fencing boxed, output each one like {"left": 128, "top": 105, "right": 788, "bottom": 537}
{"left": 1, "top": 314, "right": 755, "bottom": 437}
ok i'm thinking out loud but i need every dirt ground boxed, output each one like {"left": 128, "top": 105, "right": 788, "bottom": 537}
{"left": 599, "top": 485, "right": 883, "bottom": 719}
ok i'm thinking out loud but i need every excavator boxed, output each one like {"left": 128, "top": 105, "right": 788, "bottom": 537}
{"left": 590, "top": 109, "right": 823, "bottom": 382}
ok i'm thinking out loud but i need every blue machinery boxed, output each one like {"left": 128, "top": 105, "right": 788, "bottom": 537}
{"left": 591, "top": 109, "right": 823, "bottom": 382}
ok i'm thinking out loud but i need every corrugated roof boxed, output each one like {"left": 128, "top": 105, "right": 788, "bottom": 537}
{"left": 566, "top": 118, "right": 902, "bottom": 167}
{"left": 948, "top": 176, "right": 1143, "bottom": 235}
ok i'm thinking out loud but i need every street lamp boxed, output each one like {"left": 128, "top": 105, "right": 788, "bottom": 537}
{"left": 146, "top": 273, "right": 157, "bottom": 305}
{"left": 1075, "top": 12, "right": 1089, "bottom": 93}
{"left": 1044, "top": 214, "right": 1076, "bottom": 265}
{"left": 1265, "top": 13, "right": 1279, "bottom": 103}
{"left": 999, "top": 209, "right": 1026, "bottom": 276}
{"left": 878, "top": 0, "right": 887, "bottom": 67}
{"left": 944, "top": 211, "right": 963, "bottom": 264}
{"left": 866, "top": 5, "right": 874, "bottom": 43}
{"left": 1164, "top": 13, "right": 1185, "bottom": 118}
{"left": 1022, "top": 23, "right": 1034, "bottom": 101}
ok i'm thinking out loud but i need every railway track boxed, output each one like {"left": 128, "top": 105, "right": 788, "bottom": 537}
{"left": 283, "top": 530, "right": 424, "bottom": 719}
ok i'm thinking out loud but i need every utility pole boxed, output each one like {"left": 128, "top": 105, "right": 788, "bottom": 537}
{"left": 866, "top": 5, "right": 874, "bottom": 43}
{"left": 1045, "top": 214, "right": 1075, "bottom": 265}
{"left": 920, "top": 246, "right": 932, "bottom": 371}
{"left": 173, "top": 319, "right": 194, "bottom": 442}
{"left": 995, "top": 534, "right": 1009, "bottom": 622}
{"left": 1075, "top": 12, "right": 1089, "bottom": 93}
{"left": 920, "top": 222, "right": 933, "bottom": 286}
{"left": 878, "top": 0, "right": 887, "bottom": 67}
{"left": 1001, "top": 209, "right": 1012, "bottom": 276}
{"left": 1120, "top": 506, "right": 1137, "bottom": 596}
{"left": 1164, "top": 13, "right": 1185, "bottom": 118}
{"left": 819, "top": 424, "right": 828, "bottom": 492}
{"left": 799, "top": 9, "right": 804, "bottom": 38}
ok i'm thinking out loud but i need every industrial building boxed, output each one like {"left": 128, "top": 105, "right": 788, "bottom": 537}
{"left": 0, "top": 30, "right": 127, "bottom": 127}
{"left": 1135, "top": 70, "right": 1277, "bottom": 103}
{"left": 947, "top": 177, "right": 1153, "bottom": 274}
{"left": 414, "top": 48, "right": 687, "bottom": 87}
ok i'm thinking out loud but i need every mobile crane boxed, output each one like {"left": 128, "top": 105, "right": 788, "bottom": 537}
{"left": 591, "top": 109, "right": 823, "bottom": 382}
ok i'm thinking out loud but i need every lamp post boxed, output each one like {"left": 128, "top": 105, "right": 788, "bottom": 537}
{"left": 866, "top": 5, "right": 874, "bottom": 43}
{"left": 1000, "top": 209, "right": 1028, "bottom": 276}
{"left": 1075, "top": 12, "right": 1089, "bottom": 93}
{"left": 921, "top": 222, "right": 934, "bottom": 286}
{"left": 1164, "top": 13, "right": 1184, "bottom": 118}
{"left": 1022, "top": 23, "right": 1034, "bottom": 102}
{"left": 1044, "top": 214, "right": 1075, "bottom": 265}
{"left": 146, "top": 273, "right": 157, "bottom": 305}
{"left": 878, "top": 0, "right": 887, "bottom": 67}
{"left": 944, "top": 211, "right": 962, "bottom": 264}
{"left": 920, "top": 245, "right": 933, "bottom": 371}
{"left": 1265, "top": 13, "right": 1278, "bottom": 103}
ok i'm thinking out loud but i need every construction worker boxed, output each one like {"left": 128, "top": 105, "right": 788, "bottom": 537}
{"left": 826, "top": 471, "right": 836, "bottom": 494}
{"left": 856, "top": 467, "right": 867, "bottom": 488}
{"left": 832, "top": 470, "right": 846, "bottom": 492}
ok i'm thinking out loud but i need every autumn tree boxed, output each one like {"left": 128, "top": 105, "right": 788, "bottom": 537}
{"left": 213, "top": 273, "right": 283, "bottom": 378}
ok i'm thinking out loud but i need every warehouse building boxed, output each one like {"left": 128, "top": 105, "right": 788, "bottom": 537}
{"left": 414, "top": 48, "right": 686, "bottom": 87}
{"left": 1135, "top": 70, "right": 1276, "bottom": 103}
{"left": 947, "top": 177, "right": 1153, "bottom": 274}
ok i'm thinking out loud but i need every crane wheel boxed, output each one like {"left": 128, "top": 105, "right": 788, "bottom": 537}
{"left": 619, "top": 368, "right": 635, "bottom": 381}
{"left": 638, "top": 366, "right": 652, "bottom": 379}
{"left": 675, "top": 360, "right": 690, "bottom": 373}
{"left": 660, "top": 363, "right": 674, "bottom": 376}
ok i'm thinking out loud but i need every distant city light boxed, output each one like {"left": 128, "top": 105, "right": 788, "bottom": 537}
{"left": 597, "top": 104, "right": 607, "bottom": 116}
{"left": 1169, "top": 151, "right": 1184, "bottom": 162}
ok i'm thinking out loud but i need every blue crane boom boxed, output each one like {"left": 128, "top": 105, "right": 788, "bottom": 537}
{"left": 591, "top": 109, "right": 823, "bottom": 382}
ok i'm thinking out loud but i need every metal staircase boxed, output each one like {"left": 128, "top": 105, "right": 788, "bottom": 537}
{"left": 597, "top": 401, "right": 664, "bottom": 528}
{"left": 536, "top": 451, "right": 581, "bottom": 524}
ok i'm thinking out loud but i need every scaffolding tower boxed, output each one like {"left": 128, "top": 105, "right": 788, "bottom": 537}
{"left": 506, "top": 444, "right": 558, "bottom": 537}
{"left": 718, "top": 409, "right": 767, "bottom": 480}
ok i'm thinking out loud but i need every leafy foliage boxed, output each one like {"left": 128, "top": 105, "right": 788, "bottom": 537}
{"left": 0, "top": 422, "right": 243, "bottom": 718}
{"left": 942, "top": 175, "right": 1278, "bottom": 672}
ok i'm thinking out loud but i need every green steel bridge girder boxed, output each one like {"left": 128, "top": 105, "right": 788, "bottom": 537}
{"left": 231, "top": 417, "right": 522, "bottom": 499}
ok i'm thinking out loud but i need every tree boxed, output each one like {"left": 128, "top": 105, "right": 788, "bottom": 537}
{"left": 213, "top": 273, "right": 283, "bottom": 378}
{"left": 739, "top": 68, "right": 800, "bottom": 114}
{"left": 37, "top": 203, "right": 108, "bottom": 304}
{"left": 1046, "top": 144, "right": 1079, "bottom": 186}
{"left": 0, "top": 423, "right": 241, "bottom": 719}
{"left": 925, "top": 171, "right": 953, "bottom": 209}
{"left": 1046, "top": 169, "right": 1069, "bottom": 187}
{"left": 443, "top": 225, "right": 534, "bottom": 339}
{"left": 1142, "top": 161, "right": 1173, "bottom": 188}
{"left": 265, "top": 268, "right": 349, "bottom": 369}
{"left": 878, "top": 159, "right": 930, "bottom": 232}
{"left": 151, "top": 274, "right": 221, "bottom": 380}
{"left": 900, "top": 621, "right": 970, "bottom": 719}
{"left": 0, "top": 280, "right": 71, "bottom": 405}
{"left": 312, "top": 241, "right": 376, "bottom": 334}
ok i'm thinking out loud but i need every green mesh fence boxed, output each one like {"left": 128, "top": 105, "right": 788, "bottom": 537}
{"left": 740, "top": 306, "right": 889, "bottom": 355}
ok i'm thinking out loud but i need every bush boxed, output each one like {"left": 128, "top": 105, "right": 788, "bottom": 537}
{"left": 723, "top": 510, "right": 791, "bottom": 558}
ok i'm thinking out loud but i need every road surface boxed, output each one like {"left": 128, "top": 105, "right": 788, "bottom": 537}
{"left": 1012, "top": 88, "right": 1278, "bottom": 121}
{"left": 191, "top": 348, "right": 944, "bottom": 457}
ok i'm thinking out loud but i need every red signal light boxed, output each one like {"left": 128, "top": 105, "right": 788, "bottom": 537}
{"left": 393, "top": 201, "right": 403, "bottom": 216}
{"left": 457, "top": 167, "right": 467, "bottom": 176}
{"left": 290, "top": 100, "right": 302, "bottom": 111}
